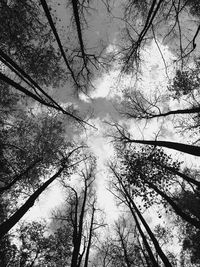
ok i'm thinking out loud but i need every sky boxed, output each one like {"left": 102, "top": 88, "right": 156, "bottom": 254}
{"left": 22, "top": 38, "right": 178, "bottom": 226}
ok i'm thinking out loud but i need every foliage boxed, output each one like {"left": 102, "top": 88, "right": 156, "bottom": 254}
{"left": 117, "top": 145, "right": 180, "bottom": 210}
{"left": 174, "top": 188, "right": 200, "bottom": 266}
{"left": 93, "top": 217, "right": 147, "bottom": 267}
{"left": 1, "top": 0, "right": 200, "bottom": 265}
{"left": 0, "top": 0, "right": 65, "bottom": 87}
{"left": 168, "top": 69, "right": 200, "bottom": 99}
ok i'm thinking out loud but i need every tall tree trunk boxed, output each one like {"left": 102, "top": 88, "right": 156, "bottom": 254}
{"left": 0, "top": 64, "right": 86, "bottom": 125}
{"left": 40, "top": 0, "right": 78, "bottom": 86}
{"left": 0, "top": 158, "right": 41, "bottom": 194}
{"left": 0, "top": 49, "right": 62, "bottom": 111}
{"left": 71, "top": 0, "right": 87, "bottom": 66}
{"left": 148, "top": 106, "right": 200, "bottom": 119}
{"left": 152, "top": 161, "right": 200, "bottom": 188}
{"left": 111, "top": 167, "right": 172, "bottom": 267}
{"left": 126, "top": 139, "right": 200, "bottom": 157}
{"left": 125, "top": 196, "right": 159, "bottom": 267}
{"left": 0, "top": 167, "right": 64, "bottom": 239}
{"left": 145, "top": 179, "right": 200, "bottom": 229}
{"left": 137, "top": 237, "right": 153, "bottom": 267}
{"left": 129, "top": 198, "right": 172, "bottom": 267}
{"left": 84, "top": 202, "right": 95, "bottom": 267}
{"left": 0, "top": 72, "right": 55, "bottom": 108}
{"left": 71, "top": 181, "right": 88, "bottom": 267}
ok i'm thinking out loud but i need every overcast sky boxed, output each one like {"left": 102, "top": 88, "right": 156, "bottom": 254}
{"left": 20, "top": 1, "right": 200, "bottom": 232}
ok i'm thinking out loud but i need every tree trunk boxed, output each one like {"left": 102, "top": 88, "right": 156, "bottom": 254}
{"left": 0, "top": 167, "right": 64, "bottom": 239}
{"left": 71, "top": 181, "right": 88, "bottom": 267}
{"left": 71, "top": 0, "right": 87, "bottom": 65}
{"left": 129, "top": 198, "right": 172, "bottom": 267}
{"left": 84, "top": 202, "right": 95, "bottom": 267}
{"left": 163, "top": 166, "right": 200, "bottom": 188}
{"left": 148, "top": 106, "right": 200, "bottom": 119}
{"left": 111, "top": 167, "right": 172, "bottom": 267}
{"left": 40, "top": 0, "right": 77, "bottom": 86}
{"left": 127, "top": 139, "right": 200, "bottom": 157}
{"left": 125, "top": 196, "right": 159, "bottom": 267}
{"left": 0, "top": 158, "right": 41, "bottom": 194}
{"left": 145, "top": 179, "right": 200, "bottom": 229}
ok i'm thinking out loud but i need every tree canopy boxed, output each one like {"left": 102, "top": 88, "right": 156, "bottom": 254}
{"left": 1, "top": 0, "right": 200, "bottom": 266}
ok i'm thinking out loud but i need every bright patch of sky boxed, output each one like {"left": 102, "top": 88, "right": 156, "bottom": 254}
{"left": 23, "top": 38, "right": 179, "bottom": 225}
{"left": 22, "top": 32, "right": 199, "bottom": 236}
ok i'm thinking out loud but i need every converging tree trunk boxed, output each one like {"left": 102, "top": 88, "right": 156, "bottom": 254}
{"left": 84, "top": 200, "right": 95, "bottom": 267}
{"left": 0, "top": 158, "right": 42, "bottom": 194}
{"left": 110, "top": 167, "right": 172, "bottom": 267}
{"left": 144, "top": 179, "right": 200, "bottom": 229}
{"left": 147, "top": 106, "right": 200, "bottom": 119}
{"left": 40, "top": 0, "right": 78, "bottom": 87}
{"left": 0, "top": 166, "right": 65, "bottom": 239}
{"left": 150, "top": 159, "right": 200, "bottom": 188}
{"left": 125, "top": 139, "right": 200, "bottom": 157}
{"left": 125, "top": 196, "right": 159, "bottom": 267}
{"left": 71, "top": 184, "right": 87, "bottom": 267}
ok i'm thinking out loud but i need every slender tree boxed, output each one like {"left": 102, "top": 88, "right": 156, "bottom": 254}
{"left": 110, "top": 165, "right": 172, "bottom": 267}
{"left": 120, "top": 133, "right": 200, "bottom": 157}
{"left": 0, "top": 146, "right": 84, "bottom": 239}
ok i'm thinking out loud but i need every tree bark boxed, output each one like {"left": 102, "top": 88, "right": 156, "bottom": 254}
{"left": 71, "top": 0, "right": 87, "bottom": 66}
{"left": 148, "top": 106, "right": 200, "bottom": 119}
{"left": 84, "top": 201, "right": 95, "bottom": 267}
{"left": 40, "top": 0, "right": 78, "bottom": 87}
{"left": 0, "top": 167, "right": 64, "bottom": 239}
{"left": 71, "top": 180, "right": 88, "bottom": 267}
{"left": 145, "top": 179, "right": 200, "bottom": 229}
{"left": 151, "top": 159, "right": 200, "bottom": 188}
{"left": 126, "top": 139, "right": 200, "bottom": 157}
{"left": 111, "top": 167, "right": 172, "bottom": 267}
{"left": 129, "top": 198, "right": 172, "bottom": 267}
{"left": 0, "top": 158, "right": 41, "bottom": 194}
{"left": 125, "top": 196, "right": 159, "bottom": 267}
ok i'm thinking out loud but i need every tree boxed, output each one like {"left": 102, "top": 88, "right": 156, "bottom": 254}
{"left": 1, "top": 220, "right": 73, "bottom": 266}
{"left": 171, "top": 188, "right": 200, "bottom": 266}
{"left": 2, "top": 0, "right": 200, "bottom": 265}
{"left": 0, "top": 0, "right": 65, "bottom": 87}
{"left": 120, "top": 88, "right": 200, "bottom": 120}
{"left": 108, "top": 0, "right": 200, "bottom": 75}
{"left": 92, "top": 217, "right": 153, "bottom": 267}
{"left": 109, "top": 164, "right": 172, "bottom": 267}
{"left": 51, "top": 158, "right": 104, "bottom": 267}
{"left": 114, "top": 144, "right": 200, "bottom": 228}
{"left": 111, "top": 123, "right": 200, "bottom": 156}
{"left": 0, "top": 145, "right": 84, "bottom": 239}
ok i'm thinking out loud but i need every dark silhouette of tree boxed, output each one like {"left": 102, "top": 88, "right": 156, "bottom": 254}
{"left": 111, "top": 123, "right": 200, "bottom": 156}
{"left": 108, "top": 0, "right": 200, "bottom": 74}
{"left": 114, "top": 145, "right": 200, "bottom": 229}
{"left": 0, "top": 1, "right": 96, "bottom": 127}
{"left": 109, "top": 164, "right": 172, "bottom": 267}
{"left": 84, "top": 197, "right": 98, "bottom": 267}
{"left": 0, "top": 146, "right": 84, "bottom": 239}
{"left": 70, "top": 164, "right": 95, "bottom": 267}
{"left": 92, "top": 216, "right": 156, "bottom": 267}
{"left": 121, "top": 88, "right": 200, "bottom": 120}
{"left": 168, "top": 68, "right": 200, "bottom": 99}
{"left": 171, "top": 188, "right": 200, "bottom": 266}
{"left": 0, "top": 197, "right": 17, "bottom": 266}
{"left": 0, "top": 0, "right": 65, "bottom": 87}
{"left": 0, "top": 50, "right": 93, "bottom": 126}
{"left": 52, "top": 159, "right": 103, "bottom": 267}
{"left": 3, "top": 220, "right": 73, "bottom": 266}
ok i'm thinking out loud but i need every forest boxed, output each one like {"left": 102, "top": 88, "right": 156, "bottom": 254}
{"left": 0, "top": 0, "right": 200, "bottom": 266}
